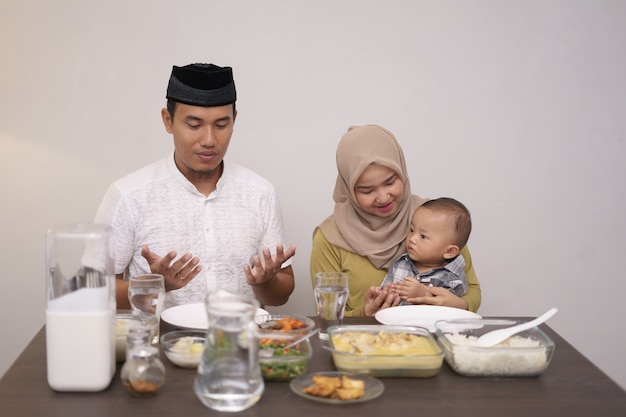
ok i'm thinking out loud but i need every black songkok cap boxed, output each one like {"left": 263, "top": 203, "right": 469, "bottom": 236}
{"left": 166, "top": 63, "right": 236, "bottom": 106}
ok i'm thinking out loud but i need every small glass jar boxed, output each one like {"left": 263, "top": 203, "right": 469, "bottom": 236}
{"left": 120, "top": 328, "right": 165, "bottom": 396}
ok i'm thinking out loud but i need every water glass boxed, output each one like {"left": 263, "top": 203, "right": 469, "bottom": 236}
{"left": 314, "top": 272, "right": 349, "bottom": 340}
{"left": 128, "top": 274, "right": 165, "bottom": 343}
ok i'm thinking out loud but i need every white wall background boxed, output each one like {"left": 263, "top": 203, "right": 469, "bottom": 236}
{"left": 1, "top": 1, "right": 625, "bottom": 390}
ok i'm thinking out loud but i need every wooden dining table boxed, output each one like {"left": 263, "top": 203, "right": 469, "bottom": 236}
{"left": 1, "top": 316, "right": 625, "bottom": 417}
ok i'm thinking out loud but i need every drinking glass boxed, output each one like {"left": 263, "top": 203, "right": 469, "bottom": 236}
{"left": 314, "top": 272, "right": 349, "bottom": 340}
{"left": 128, "top": 274, "right": 165, "bottom": 344}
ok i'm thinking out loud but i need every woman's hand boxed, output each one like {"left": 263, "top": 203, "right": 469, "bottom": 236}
{"left": 362, "top": 286, "right": 401, "bottom": 317}
{"left": 406, "top": 286, "right": 469, "bottom": 310}
{"left": 141, "top": 245, "right": 201, "bottom": 292}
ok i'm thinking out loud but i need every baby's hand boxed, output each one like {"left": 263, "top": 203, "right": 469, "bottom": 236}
{"left": 390, "top": 277, "right": 429, "bottom": 299}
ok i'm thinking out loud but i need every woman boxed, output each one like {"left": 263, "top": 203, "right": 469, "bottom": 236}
{"left": 310, "top": 125, "right": 481, "bottom": 317}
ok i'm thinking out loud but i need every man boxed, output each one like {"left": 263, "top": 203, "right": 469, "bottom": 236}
{"left": 95, "top": 63, "right": 296, "bottom": 309}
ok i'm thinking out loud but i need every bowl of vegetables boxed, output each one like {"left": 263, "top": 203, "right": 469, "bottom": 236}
{"left": 258, "top": 334, "right": 313, "bottom": 381}
{"left": 254, "top": 314, "right": 315, "bottom": 336}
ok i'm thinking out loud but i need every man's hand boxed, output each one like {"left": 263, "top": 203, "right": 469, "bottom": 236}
{"left": 244, "top": 244, "right": 296, "bottom": 286}
{"left": 141, "top": 244, "right": 201, "bottom": 292}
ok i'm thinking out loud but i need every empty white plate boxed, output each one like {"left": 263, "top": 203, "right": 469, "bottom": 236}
{"left": 375, "top": 305, "right": 481, "bottom": 332}
{"left": 161, "top": 302, "right": 268, "bottom": 329}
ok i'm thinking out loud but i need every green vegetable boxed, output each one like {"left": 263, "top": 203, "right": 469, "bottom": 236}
{"left": 260, "top": 359, "right": 307, "bottom": 381}
{"left": 259, "top": 341, "right": 307, "bottom": 381}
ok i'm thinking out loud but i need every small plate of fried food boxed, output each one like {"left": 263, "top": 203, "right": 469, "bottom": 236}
{"left": 290, "top": 371, "right": 384, "bottom": 404}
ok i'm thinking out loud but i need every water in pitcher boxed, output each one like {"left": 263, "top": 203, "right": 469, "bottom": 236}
{"left": 194, "top": 326, "right": 264, "bottom": 412}
{"left": 194, "top": 290, "right": 264, "bottom": 412}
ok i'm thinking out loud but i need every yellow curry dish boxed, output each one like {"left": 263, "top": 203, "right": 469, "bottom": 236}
{"left": 327, "top": 325, "right": 444, "bottom": 378}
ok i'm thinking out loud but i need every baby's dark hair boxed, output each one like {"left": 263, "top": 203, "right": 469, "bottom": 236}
{"left": 420, "top": 197, "right": 472, "bottom": 249}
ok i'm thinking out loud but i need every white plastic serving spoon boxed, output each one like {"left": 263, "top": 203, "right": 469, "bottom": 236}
{"left": 474, "top": 307, "right": 558, "bottom": 347}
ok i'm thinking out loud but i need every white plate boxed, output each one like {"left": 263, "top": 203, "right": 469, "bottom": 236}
{"left": 161, "top": 302, "right": 269, "bottom": 329}
{"left": 374, "top": 305, "right": 481, "bottom": 332}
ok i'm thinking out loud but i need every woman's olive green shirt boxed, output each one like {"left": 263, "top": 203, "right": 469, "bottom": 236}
{"left": 310, "top": 228, "right": 482, "bottom": 316}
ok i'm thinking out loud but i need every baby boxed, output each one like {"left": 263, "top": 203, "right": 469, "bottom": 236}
{"left": 381, "top": 197, "right": 472, "bottom": 304}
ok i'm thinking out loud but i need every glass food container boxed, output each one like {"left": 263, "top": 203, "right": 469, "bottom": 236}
{"left": 327, "top": 324, "right": 444, "bottom": 377}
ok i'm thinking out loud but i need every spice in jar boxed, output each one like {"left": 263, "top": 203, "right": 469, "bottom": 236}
{"left": 120, "top": 346, "right": 165, "bottom": 396}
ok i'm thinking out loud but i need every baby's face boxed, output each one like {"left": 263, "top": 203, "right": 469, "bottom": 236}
{"left": 406, "top": 207, "right": 457, "bottom": 265}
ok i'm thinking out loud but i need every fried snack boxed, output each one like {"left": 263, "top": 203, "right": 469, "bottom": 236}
{"left": 341, "top": 375, "right": 364, "bottom": 390}
{"left": 335, "top": 387, "right": 363, "bottom": 400}
{"left": 302, "top": 375, "right": 364, "bottom": 400}
{"left": 335, "top": 375, "right": 365, "bottom": 400}
{"left": 302, "top": 375, "right": 342, "bottom": 397}
{"left": 312, "top": 374, "right": 342, "bottom": 387}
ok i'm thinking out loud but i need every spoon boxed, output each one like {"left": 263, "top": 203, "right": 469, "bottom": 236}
{"left": 259, "top": 329, "right": 320, "bottom": 358}
{"left": 258, "top": 320, "right": 283, "bottom": 330}
{"left": 474, "top": 307, "right": 558, "bottom": 347}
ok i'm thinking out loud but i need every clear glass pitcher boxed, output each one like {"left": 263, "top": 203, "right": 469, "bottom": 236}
{"left": 194, "top": 290, "right": 264, "bottom": 412}
{"left": 45, "top": 223, "right": 116, "bottom": 391}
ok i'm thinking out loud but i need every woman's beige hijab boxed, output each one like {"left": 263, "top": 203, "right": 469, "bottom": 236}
{"left": 318, "top": 125, "right": 428, "bottom": 269}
